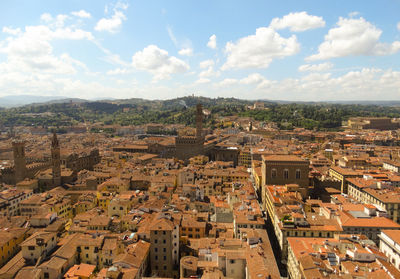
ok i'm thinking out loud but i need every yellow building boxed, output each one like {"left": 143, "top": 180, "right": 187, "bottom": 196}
{"left": 108, "top": 198, "right": 131, "bottom": 218}
{"left": 238, "top": 149, "right": 251, "bottom": 168}
{"left": 97, "top": 191, "right": 112, "bottom": 210}
{"left": 328, "top": 166, "right": 362, "bottom": 193}
{"left": 180, "top": 215, "right": 206, "bottom": 239}
{"left": 49, "top": 198, "right": 73, "bottom": 219}
{"left": 0, "top": 228, "right": 29, "bottom": 267}
{"left": 74, "top": 193, "right": 97, "bottom": 215}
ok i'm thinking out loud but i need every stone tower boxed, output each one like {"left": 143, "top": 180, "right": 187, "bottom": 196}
{"left": 175, "top": 104, "right": 205, "bottom": 161}
{"left": 12, "top": 140, "right": 26, "bottom": 183}
{"left": 51, "top": 132, "right": 61, "bottom": 186}
{"left": 196, "top": 104, "right": 204, "bottom": 142}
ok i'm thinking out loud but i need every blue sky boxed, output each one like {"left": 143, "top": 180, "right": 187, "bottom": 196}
{"left": 0, "top": 0, "right": 399, "bottom": 101}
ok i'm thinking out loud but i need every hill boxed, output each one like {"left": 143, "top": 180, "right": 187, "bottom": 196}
{"left": 1, "top": 96, "right": 400, "bottom": 131}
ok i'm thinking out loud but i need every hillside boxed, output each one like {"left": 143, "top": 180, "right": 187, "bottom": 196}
{"left": 1, "top": 96, "right": 400, "bottom": 131}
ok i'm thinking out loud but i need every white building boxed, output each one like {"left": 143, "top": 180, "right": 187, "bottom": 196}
{"left": 380, "top": 229, "right": 400, "bottom": 270}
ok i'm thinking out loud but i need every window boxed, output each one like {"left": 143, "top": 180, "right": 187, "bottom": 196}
{"left": 230, "top": 259, "right": 235, "bottom": 264}
{"left": 28, "top": 246, "right": 35, "bottom": 250}
{"left": 155, "top": 255, "right": 158, "bottom": 260}
{"left": 154, "top": 239, "right": 158, "bottom": 244}
{"left": 44, "top": 273, "right": 49, "bottom": 279}
{"left": 296, "top": 169, "right": 301, "bottom": 179}
{"left": 163, "top": 239, "right": 166, "bottom": 244}
{"left": 163, "top": 256, "right": 166, "bottom": 260}
{"left": 164, "top": 265, "right": 167, "bottom": 270}
{"left": 163, "top": 231, "right": 166, "bottom": 235}
{"left": 155, "top": 248, "right": 158, "bottom": 252}
{"left": 283, "top": 169, "right": 289, "bottom": 179}
{"left": 271, "top": 169, "right": 277, "bottom": 179}
{"left": 195, "top": 228, "right": 200, "bottom": 232}
{"left": 163, "top": 248, "right": 166, "bottom": 252}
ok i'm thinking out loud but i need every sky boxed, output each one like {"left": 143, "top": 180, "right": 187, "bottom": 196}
{"left": 0, "top": 0, "right": 399, "bottom": 101}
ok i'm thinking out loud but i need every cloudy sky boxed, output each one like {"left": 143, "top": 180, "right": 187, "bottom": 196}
{"left": 0, "top": 0, "right": 399, "bottom": 101}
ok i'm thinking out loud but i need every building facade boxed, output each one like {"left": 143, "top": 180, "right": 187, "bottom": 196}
{"left": 175, "top": 104, "right": 204, "bottom": 161}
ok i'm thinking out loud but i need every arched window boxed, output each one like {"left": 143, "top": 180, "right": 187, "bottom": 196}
{"left": 271, "top": 168, "right": 277, "bottom": 179}
{"left": 284, "top": 169, "right": 289, "bottom": 179}
{"left": 296, "top": 169, "right": 301, "bottom": 179}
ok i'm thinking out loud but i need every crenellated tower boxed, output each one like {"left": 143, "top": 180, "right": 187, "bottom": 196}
{"left": 51, "top": 132, "right": 61, "bottom": 186}
{"left": 12, "top": 140, "right": 26, "bottom": 183}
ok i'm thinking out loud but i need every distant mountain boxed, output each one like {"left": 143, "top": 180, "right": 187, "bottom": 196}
{"left": 2, "top": 94, "right": 400, "bottom": 108}
{"left": 0, "top": 95, "right": 70, "bottom": 108}
{"left": 37, "top": 98, "right": 89, "bottom": 105}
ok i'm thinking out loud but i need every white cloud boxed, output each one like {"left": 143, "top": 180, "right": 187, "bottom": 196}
{"left": 218, "top": 78, "right": 238, "bottom": 86}
{"left": 207, "top": 34, "right": 217, "bottom": 49}
{"left": 199, "top": 59, "right": 214, "bottom": 69}
{"left": 348, "top": 11, "right": 360, "bottom": 18}
{"left": 178, "top": 48, "right": 193, "bottom": 56}
{"left": 54, "top": 14, "right": 68, "bottom": 28}
{"left": 95, "top": 4, "right": 127, "bottom": 33}
{"left": 167, "top": 26, "right": 178, "bottom": 47}
{"left": 198, "top": 66, "right": 220, "bottom": 78}
{"left": 209, "top": 68, "right": 400, "bottom": 101}
{"left": 307, "top": 17, "right": 400, "bottom": 60}
{"left": 0, "top": 13, "right": 93, "bottom": 80}
{"left": 298, "top": 62, "right": 333, "bottom": 72}
{"left": 270, "top": 12, "right": 325, "bottom": 32}
{"left": 106, "top": 68, "right": 132, "bottom": 75}
{"left": 222, "top": 27, "right": 300, "bottom": 70}
{"left": 197, "top": 59, "right": 219, "bottom": 80}
{"left": 240, "top": 73, "right": 265, "bottom": 85}
{"left": 195, "top": 78, "right": 211, "bottom": 84}
{"left": 167, "top": 26, "right": 193, "bottom": 56}
{"left": 132, "top": 45, "right": 189, "bottom": 81}
{"left": 2, "top": 27, "right": 21, "bottom": 35}
{"left": 40, "top": 13, "right": 53, "bottom": 22}
{"left": 71, "top": 10, "right": 91, "bottom": 18}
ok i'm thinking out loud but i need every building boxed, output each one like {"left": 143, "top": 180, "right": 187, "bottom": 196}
{"left": 380, "top": 229, "right": 400, "bottom": 270}
{"left": 51, "top": 132, "right": 61, "bottom": 186}
{"left": 12, "top": 140, "right": 26, "bottom": 184}
{"left": 347, "top": 178, "right": 400, "bottom": 223}
{"left": 383, "top": 159, "right": 400, "bottom": 173}
{"left": 328, "top": 166, "right": 363, "bottom": 194}
{"left": 149, "top": 214, "right": 179, "bottom": 277}
{"left": 20, "top": 231, "right": 57, "bottom": 265}
{"left": 0, "top": 228, "right": 29, "bottom": 267}
{"left": 175, "top": 104, "right": 204, "bottom": 161}
{"left": 347, "top": 117, "right": 399, "bottom": 130}
{"left": 262, "top": 155, "right": 309, "bottom": 196}
{"left": 288, "top": 235, "right": 400, "bottom": 279}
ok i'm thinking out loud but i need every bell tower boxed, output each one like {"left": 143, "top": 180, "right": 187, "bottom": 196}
{"left": 196, "top": 104, "right": 204, "bottom": 142}
{"left": 12, "top": 140, "right": 26, "bottom": 183}
{"left": 51, "top": 132, "right": 61, "bottom": 186}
